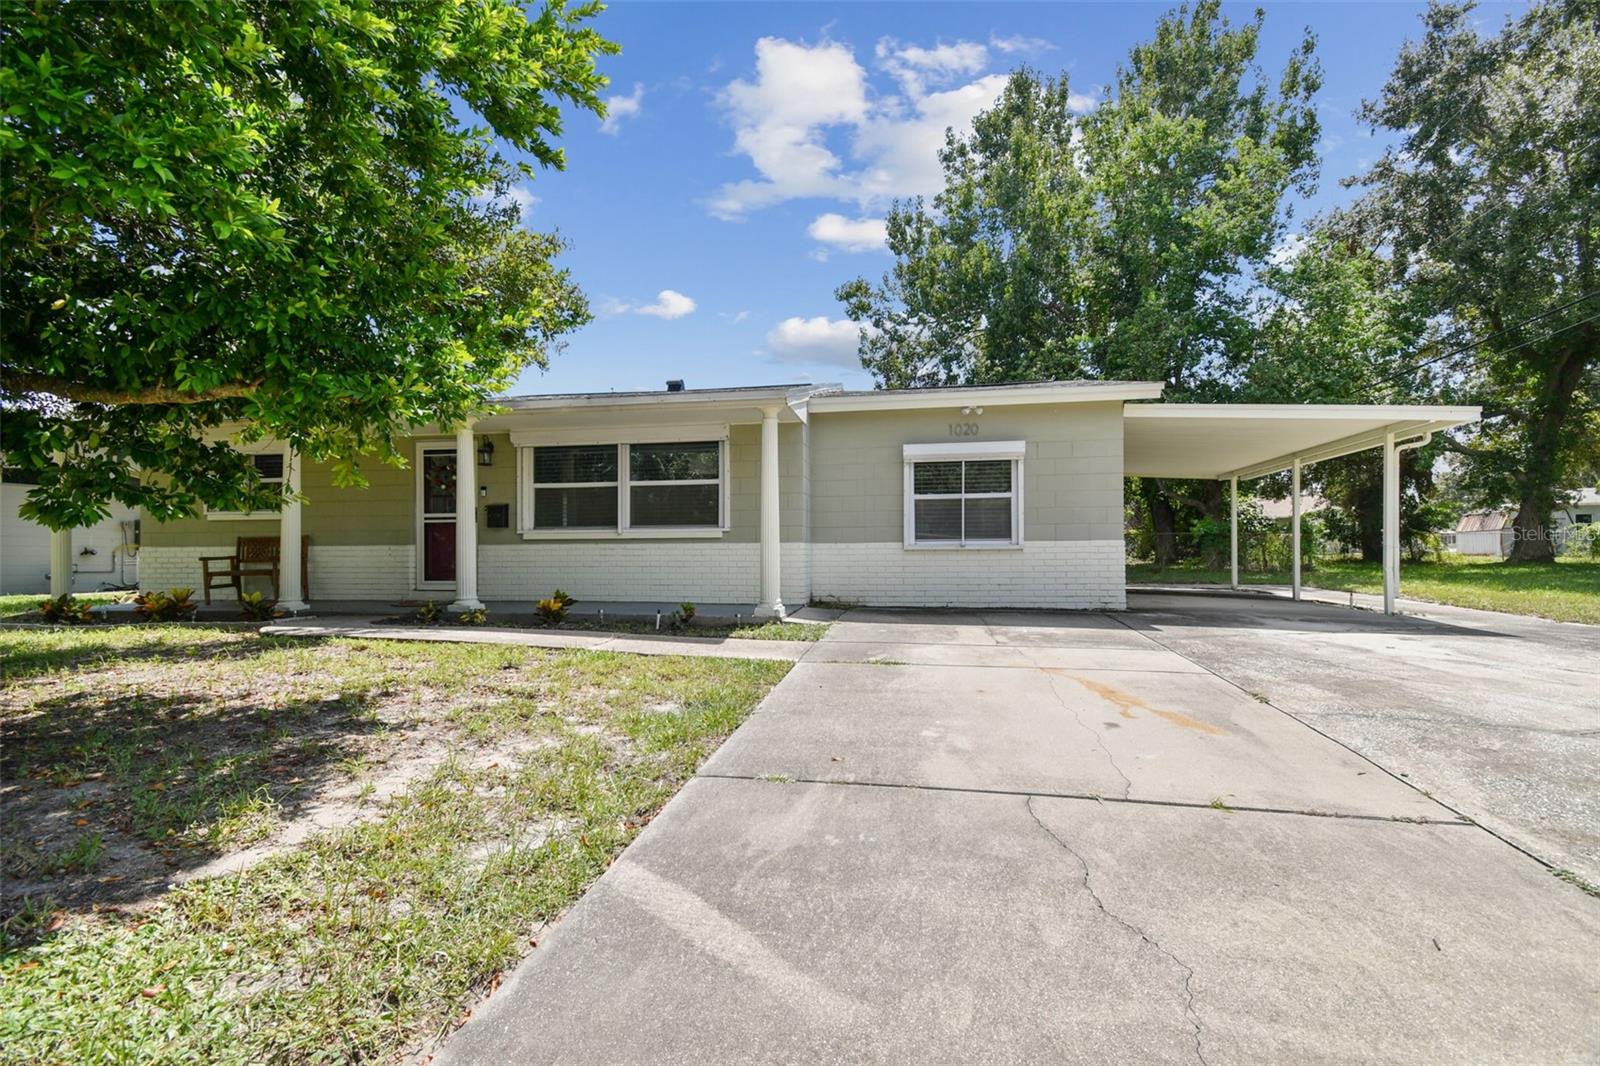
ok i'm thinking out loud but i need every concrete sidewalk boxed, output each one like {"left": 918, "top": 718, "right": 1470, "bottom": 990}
{"left": 435, "top": 600, "right": 1600, "bottom": 1065}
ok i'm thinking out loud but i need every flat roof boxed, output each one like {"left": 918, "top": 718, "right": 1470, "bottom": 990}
{"left": 1124, "top": 403, "right": 1482, "bottom": 480}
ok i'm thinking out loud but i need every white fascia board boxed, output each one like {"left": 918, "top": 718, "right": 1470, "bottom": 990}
{"left": 809, "top": 381, "right": 1165, "bottom": 413}
{"left": 903, "top": 440, "right": 1026, "bottom": 462}
{"left": 495, "top": 386, "right": 824, "bottom": 416}
{"left": 1125, "top": 403, "right": 1483, "bottom": 422}
{"left": 1222, "top": 416, "right": 1478, "bottom": 481}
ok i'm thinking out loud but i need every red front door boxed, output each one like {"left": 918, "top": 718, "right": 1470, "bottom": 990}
{"left": 421, "top": 449, "right": 457, "bottom": 584}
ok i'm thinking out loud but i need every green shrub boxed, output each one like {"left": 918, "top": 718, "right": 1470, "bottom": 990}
{"left": 133, "top": 587, "right": 197, "bottom": 622}
{"left": 37, "top": 594, "right": 94, "bottom": 625}
{"left": 455, "top": 607, "right": 489, "bottom": 626}
{"left": 678, "top": 602, "right": 696, "bottom": 622}
{"left": 414, "top": 600, "right": 444, "bottom": 625}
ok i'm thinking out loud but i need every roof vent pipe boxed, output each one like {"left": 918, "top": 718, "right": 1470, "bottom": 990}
{"left": 666, "top": 379, "right": 685, "bottom": 392}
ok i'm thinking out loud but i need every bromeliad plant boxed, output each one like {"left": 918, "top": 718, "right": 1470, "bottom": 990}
{"left": 414, "top": 600, "right": 445, "bottom": 625}
{"left": 238, "top": 591, "right": 282, "bottom": 621}
{"left": 133, "top": 587, "right": 198, "bottom": 623}
{"left": 37, "top": 593, "right": 94, "bottom": 625}
{"left": 455, "top": 607, "right": 489, "bottom": 626}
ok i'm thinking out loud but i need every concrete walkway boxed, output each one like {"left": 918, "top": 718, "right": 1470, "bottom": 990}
{"left": 436, "top": 599, "right": 1600, "bottom": 1065}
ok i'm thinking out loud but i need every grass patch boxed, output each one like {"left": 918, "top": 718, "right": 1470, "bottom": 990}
{"left": 0, "top": 625, "right": 789, "bottom": 1063}
{"left": 1127, "top": 556, "right": 1600, "bottom": 624}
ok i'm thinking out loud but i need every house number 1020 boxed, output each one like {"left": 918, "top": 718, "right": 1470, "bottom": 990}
{"left": 948, "top": 422, "right": 980, "bottom": 437}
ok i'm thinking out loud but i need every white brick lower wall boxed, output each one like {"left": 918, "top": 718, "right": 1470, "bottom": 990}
{"left": 141, "top": 544, "right": 414, "bottom": 601}
{"left": 479, "top": 541, "right": 808, "bottom": 607}
{"left": 812, "top": 540, "right": 1126, "bottom": 610}
{"left": 308, "top": 545, "right": 414, "bottom": 600}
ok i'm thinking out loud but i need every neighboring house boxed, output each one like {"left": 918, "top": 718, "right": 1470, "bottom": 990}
{"left": 1443, "top": 490, "right": 1598, "bottom": 557}
{"left": 131, "top": 381, "right": 1479, "bottom": 612}
{"left": 1, "top": 480, "right": 140, "bottom": 594}
{"left": 1258, "top": 494, "right": 1330, "bottom": 521}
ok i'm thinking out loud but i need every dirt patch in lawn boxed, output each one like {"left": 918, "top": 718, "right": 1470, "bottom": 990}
{"left": 1, "top": 625, "right": 789, "bottom": 1064}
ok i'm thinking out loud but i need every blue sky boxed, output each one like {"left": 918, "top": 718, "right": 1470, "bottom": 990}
{"left": 505, "top": 0, "right": 1524, "bottom": 397}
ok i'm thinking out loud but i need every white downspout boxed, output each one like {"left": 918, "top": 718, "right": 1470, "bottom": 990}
{"left": 1291, "top": 458, "right": 1302, "bottom": 602}
{"left": 1382, "top": 430, "right": 1434, "bottom": 616}
{"left": 1229, "top": 476, "right": 1239, "bottom": 590}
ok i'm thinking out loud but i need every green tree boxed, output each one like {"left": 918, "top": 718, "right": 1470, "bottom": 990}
{"left": 1343, "top": 0, "right": 1600, "bottom": 562}
{"left": 1, "top": 0, "right": 615, "bottom": 529}
{"left": 835, "top": 0, "right": 1321, "bottom": 562}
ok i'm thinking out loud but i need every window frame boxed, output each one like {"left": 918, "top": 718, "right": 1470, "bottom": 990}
{"left": 514, "top": 430, "right": 730, "bottom": 539}
{"left": 529, "top": 444, "right": 620, "bottom": 533}
{"left": 902, "top": 441, "right": 1025, "bottom": 550}
{"left": 205, "top": 445, "right": 288, "bottom": 521}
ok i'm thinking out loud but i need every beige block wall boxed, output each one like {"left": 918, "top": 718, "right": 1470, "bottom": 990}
{"left": 809, "top": 401, "right": 1126, "bottom": 544}
{"left": 140, "top": 424, "right": 805, "bottom": 570}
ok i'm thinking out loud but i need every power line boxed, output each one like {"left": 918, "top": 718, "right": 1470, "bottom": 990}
{"left": 1378, "top": 290, "right": 1600, "bottom": 393}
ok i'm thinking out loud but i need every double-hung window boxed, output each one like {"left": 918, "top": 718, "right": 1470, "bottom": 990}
{"left": 524, "top": 440, "right": 726, "bottom": 534}
{"left": 903, "top": 441, "right": 1024, "bottom": 548}
{"left": 532, "top": 445, "right": 619, "bottom": 530}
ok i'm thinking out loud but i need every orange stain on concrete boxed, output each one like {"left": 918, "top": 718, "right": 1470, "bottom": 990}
{"left": 1041, "top": 669, "right": 1228, "bottom": 737}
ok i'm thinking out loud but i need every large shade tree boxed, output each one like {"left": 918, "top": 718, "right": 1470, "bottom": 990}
{"left": 1, "top": 0, "right": 615, "bottom": 529}
{"left": 836, "top": 0, "right": 1321, "bottom": 562}
{"left": 1342, "top": 0, "right": 1600, "bottom": 562}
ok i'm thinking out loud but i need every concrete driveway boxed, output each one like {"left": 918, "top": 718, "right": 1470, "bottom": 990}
{"left": 438, "top": 598, "right": 1600, "bottom": 1065}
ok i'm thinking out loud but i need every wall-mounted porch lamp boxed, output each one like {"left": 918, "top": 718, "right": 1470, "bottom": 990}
{"left": 476, "top": 438, "right": 495, "bottom": 467}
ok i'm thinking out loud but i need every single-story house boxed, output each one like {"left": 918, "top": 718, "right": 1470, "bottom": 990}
{"left": 35, "top": 380, "right": 1478, "bottom": 615}
{"left": 1, "top": 479, "right": 140, "bottom": 595}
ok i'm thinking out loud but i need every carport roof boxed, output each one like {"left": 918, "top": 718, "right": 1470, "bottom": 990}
{"left": 1123, "top": 403, "right": 1482, "bottom": 481}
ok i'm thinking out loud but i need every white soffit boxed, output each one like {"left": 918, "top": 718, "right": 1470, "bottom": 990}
{"left": 1123, "top": 403, "right": 1482, "bottom": 481}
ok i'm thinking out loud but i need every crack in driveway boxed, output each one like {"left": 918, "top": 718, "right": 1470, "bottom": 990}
{"left": 1025, "top": 795, "right": 1209, "bottom": 1066}
{"left": 1038, "top": 671, "right": 1133, "bottom": 800}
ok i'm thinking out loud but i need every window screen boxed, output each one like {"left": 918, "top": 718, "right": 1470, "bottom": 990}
{"left": 532, "top": 445, "right": 618, "bottom": 529}
{"left": 629, "top": 442, "right": 720, "bottom": 527}
{"left": 909, "top": 457, "right": 1016, "bottom": 545}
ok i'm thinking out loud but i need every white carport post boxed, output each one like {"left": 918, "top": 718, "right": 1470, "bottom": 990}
{"left": 1382, "top": 430, "right": 1400, "bottom": 615}
{"left": 450, "top": 424, "right": 484, "bottom": 612}
{"left": 1290, "top": 458, "right": 1302, "bottom": 602}
{"left": 1228, "top": 476, "right": 1239, "bottom": 590}
{"left": 755, "top": 405, "right": 785, "bottom": 619}
{"left": 278, "top": 448, "right": 309, "bottom": 612}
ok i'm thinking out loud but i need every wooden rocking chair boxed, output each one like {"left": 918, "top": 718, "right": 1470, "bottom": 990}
{"left": 199, "top": 536, "right": 310, "bottom": 604}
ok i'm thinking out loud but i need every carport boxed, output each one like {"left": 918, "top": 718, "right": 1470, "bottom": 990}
{"left": 1123, "top": 404, "right": 1482, "bottom": 613}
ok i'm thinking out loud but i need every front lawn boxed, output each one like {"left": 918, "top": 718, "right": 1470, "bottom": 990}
{"left": 1126, "top": 556, "right": 1600, "bottom": 624}
{"left": 0, "top": 625, "right": 789, "bottom": 1063}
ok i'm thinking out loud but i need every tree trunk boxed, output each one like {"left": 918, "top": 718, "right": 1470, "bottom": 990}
{"left": 1355, "top": 474, "right": 1382, "bottom": 562}
{"left": 1141, "top": 480, "right": 1180, "bottom": 566}
{"left": 1508, "top": 340, "right": 1590, "bottom": 563}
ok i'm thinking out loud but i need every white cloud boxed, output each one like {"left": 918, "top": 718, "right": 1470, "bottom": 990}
{"left": 877, "top": 37, "right": 988, "bottom": 96}
{"left": 990, "top": 33, "right": 1054, "bottom": 56}
{"left": 599, "top": 83, "right": 645, "bottom": 135}
{"left": 709, "top": 37, "right": 870, "bottom": 218}
{"left": 598, "top": 296, "right": 633, "bottom": 316}
{"left": 1269, "top": 233, "right": 1309, "bottom": 267}
{"left": 710, "top": 37, "right": 1011, "bottom": 219}
{"left": 807, "top": 213, "right": 888, "bottom": 253}
{"left": 636, "top": 289, "right": 697, "bottom": 319}
{"left": 506, "top": 184, "right": 540, "bottom": 219}
{"left": 765, "top": 316, "right": 870, "bottom": 367}
{"left": 1067, "top": 91, "right": 1099, "bottom": 114}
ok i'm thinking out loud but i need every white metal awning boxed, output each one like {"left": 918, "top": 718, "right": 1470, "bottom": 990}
{"left": 1122, "top": 403, "right": 1482, "bottom": 481}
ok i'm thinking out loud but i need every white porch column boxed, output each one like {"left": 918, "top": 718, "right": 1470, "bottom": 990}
{"left": 278, "top": 448, "right": 308, "bottom": 612}
{"left": 49, "top": 526, "right": 72, "bottom": 597}
{"left": 1290, "top": 458, "right": 1302, "bottom": 602}
{"left": 1382, "top": 431, "right": 1400, "bottom": 615}
{"left": 1229, "top": 476, "right": 1239, "bottom": 590}
{"left": 450, "top": 424, "right": 484, "bottom": 611}
{"left": 756, "top": 405, "right": 785, "bottom": 618}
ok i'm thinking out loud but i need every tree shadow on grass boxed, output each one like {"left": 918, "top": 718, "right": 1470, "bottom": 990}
{"left": 1, "top": 636, "right": 395, "bottom": 939}
{"left": 0, "top": 625, "right": 296, "bottom": 683}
